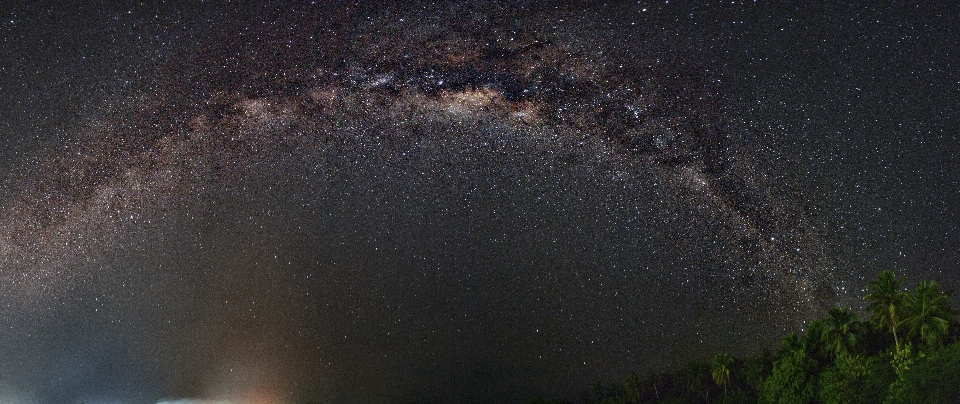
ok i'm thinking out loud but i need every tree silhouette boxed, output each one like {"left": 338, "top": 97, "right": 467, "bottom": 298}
{"left": 622, "top": 371, "right": 641, "bottom": 403}
{"left": 527, "top": 271, "right": 960, "bottom": 404}
{"left": 899, "top": 280, "right": 956, "bottom": 348}
{"left": 711, "top": 353, "right": 733, "bottom": 397}
{"left": 760, "top": 335, "right": 820, "bottom": 404}
{"left": 822, "top": 307, "right": 858, "bottom": 358}
{"left": 865, "top": 270, "right": 907, "bottom": 348}
{"left": 678, "top": 360, "right": 710, "bottom": 403}
{"left": 642, "top": 371, "right": 664, "bottom": 402}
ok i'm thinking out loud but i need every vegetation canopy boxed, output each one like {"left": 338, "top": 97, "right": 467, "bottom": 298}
{"left": 531, "top": 271, "right": 960, "bottom": 404}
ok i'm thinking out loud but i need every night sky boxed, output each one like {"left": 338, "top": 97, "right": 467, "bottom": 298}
{"left": 1, "top": 2, "right": 958, "bottom": 403}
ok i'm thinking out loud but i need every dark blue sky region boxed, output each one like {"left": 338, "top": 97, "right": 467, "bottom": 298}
{"left": 0, "top": 2, "right": 957, "bottom": 403}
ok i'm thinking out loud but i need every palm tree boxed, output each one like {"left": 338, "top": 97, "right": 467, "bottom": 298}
{"left": 822, "top": 307, "right": 858, "bottom": 358}
{"left": 643, "top": 372, "right": 663, "bottom": 402}
{"left": 899, "top": 280, "right": 957, "bottom": 348}
{"left": 865, "top": 270, "right": 907, "bottom": 348}
{"left": 711, "top": 353, "right": 733, "bottom": 397}
{"left": 679, "top": 360, "right": 710, "bottom": 403}
{"left": 803, "top": 319, "right": 827, "bottom": 359}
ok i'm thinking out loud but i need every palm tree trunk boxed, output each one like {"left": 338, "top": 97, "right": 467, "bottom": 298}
{"left": 890, "top": 305, "right": 900, "bottom": 349}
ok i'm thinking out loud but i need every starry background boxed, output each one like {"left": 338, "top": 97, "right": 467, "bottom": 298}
{"left": 0, "top": 1, "right": 958, "bottom": 404}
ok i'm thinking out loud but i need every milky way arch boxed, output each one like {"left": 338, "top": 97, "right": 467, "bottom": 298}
{"left": 0, "top": 2, "right": 838, "bottom": 401}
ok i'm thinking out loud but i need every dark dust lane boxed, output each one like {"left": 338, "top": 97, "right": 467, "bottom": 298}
{"left": 4, "top": 2, "right": 956, "bottom": 403}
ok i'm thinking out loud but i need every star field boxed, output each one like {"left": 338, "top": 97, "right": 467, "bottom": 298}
{"left": 0, "top": 2, "right": 958, "bottom": 403}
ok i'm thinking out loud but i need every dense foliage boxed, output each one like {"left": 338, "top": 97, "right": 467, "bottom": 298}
{"left": 529, "top": 271, "right": 960, "bottom": 404}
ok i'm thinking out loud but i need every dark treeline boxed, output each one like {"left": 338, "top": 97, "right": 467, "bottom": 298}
{"left": 530, "top": 271, "right": 960, "bottom": 404}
